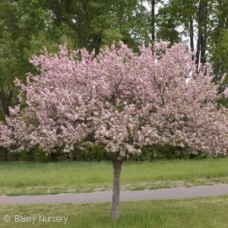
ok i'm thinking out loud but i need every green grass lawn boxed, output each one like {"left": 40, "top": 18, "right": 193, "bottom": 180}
{"left": 0, "top": 158, "right": 227, "bottom": 195}
{"left": 0, "top": 196, "right": 227, "bottom": 227}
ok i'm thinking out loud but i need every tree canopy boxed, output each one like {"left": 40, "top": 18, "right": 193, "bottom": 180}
{"left": 1, "top": 0, "right": 228, "bottom": 120}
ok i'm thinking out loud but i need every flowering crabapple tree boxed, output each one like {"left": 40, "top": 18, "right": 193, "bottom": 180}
{"left": 0, "top": 42, "right": 228, "bottom": 220}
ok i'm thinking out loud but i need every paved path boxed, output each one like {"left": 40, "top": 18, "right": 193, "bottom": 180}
{"left": 0, "top": 184, "right": 227, "bottom": 205}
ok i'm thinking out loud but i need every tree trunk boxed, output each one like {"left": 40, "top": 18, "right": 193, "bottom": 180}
{"left": 200, "top": 2, "right": 208, "bottom": 65}
{"left": 196, "top": 0, "right": 208, "bottom": 73}
{"left": 151, "top": 0, "right": 155, "bottom": 42}
{"left": 111, "top": 158, "right": 122, "bottom": 221}
{"left": 0, "top": 83, "right": 13, "bottom": 117}
{"left": 189, "top": 15, "right": 194, "bottom": 56}
{"left": 151, "top": 0, "right": 155, "bottom": 54}
{"left": 196, "top": 1, "right": 202, "bottom": 72}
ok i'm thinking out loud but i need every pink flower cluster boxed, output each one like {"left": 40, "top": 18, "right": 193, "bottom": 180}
{"left": 0, "top": 42, "right": 227, "bottom": 157}
{"left": 224, "top": 87, "right": 228, "bottom": 98}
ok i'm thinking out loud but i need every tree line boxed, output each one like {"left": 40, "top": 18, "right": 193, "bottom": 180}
{"left": 0, "top": 0, "right": 228, "bottom": 119}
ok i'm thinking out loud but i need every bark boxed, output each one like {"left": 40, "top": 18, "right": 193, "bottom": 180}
{"left": 200, "top": 2, "right": 208, "bottom": 65}
{"left": 151, "top": 0, "right": 155, "bottom": 54}
{"left": 151, "top": 0, "right": 155, "bottom": 42}
{"left": 111, "top": 158, "right": 123, "bottom": 221}
{"left": 196, "top": 2, "right": 202, "bottom": 72}
{"left": 0, "top": 83, "right": 13, "bottom": 117}
{"left": 189, "top": 15, "right": 194, "bottom": 57}
{"left": 93, "top": 34, "right": 102, "bottom": 56}
{"left": 196, "top": 0, "right": 208, "bottom": 73}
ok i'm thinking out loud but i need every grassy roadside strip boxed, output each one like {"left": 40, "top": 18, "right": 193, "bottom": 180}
{"left": 0, "top": 158, "right": 227, "bottom": 196}
{"left": 0, "top": 196, "right": 227, "bottom": 227}
{"left": 0, "top": 177, "right": 228, "bottom": 196}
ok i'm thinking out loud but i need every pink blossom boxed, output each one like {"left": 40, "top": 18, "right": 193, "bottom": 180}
{"left": 0, "top": 42, "right": 227, "bottom": 156}
{"left": 224, "top": 87, "right": 228, "bottom": 98}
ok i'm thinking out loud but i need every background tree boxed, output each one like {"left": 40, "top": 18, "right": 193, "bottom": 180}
{"left": 195, "top": 0, "right": 208, "bottom": 71}
{"left": 44, "top": 0, "right": 150, "bottom": 52}
{"left": 2, "top": 0, "right": 228, "bottom": 121}
{"left": 0, "top": 0, "right": 151, "bottom": 120}
{"left": 0, "top": 0, "right": 64, "bottom": 119}
{"left": 156, "top": 0, "right": 182, "bottom": 44}
{"left": 151, "top": 0, "right": 156, "bottom": 42}
{"left": 209, "top": 0, "right": 228, "bottom": 77}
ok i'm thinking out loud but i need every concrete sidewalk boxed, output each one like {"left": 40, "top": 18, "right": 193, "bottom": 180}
{"left": 0, "top": 184, "right": 227, "bottom": 205}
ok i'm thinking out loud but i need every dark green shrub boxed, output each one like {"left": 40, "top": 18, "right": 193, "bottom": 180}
{"left": 19, "top": 147, "right": 48, "bottom": 162}
{"left": 1, "top": 144, "right": 218, "bottom": 162}
{"left": 71, "top": 144, "right": 110, "bottom": 161}
{"left": 131, "top": 145, "right": 190, "bottom": 161}
{"left": 0, "top": 147, "right": 8, "bottom": 161}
